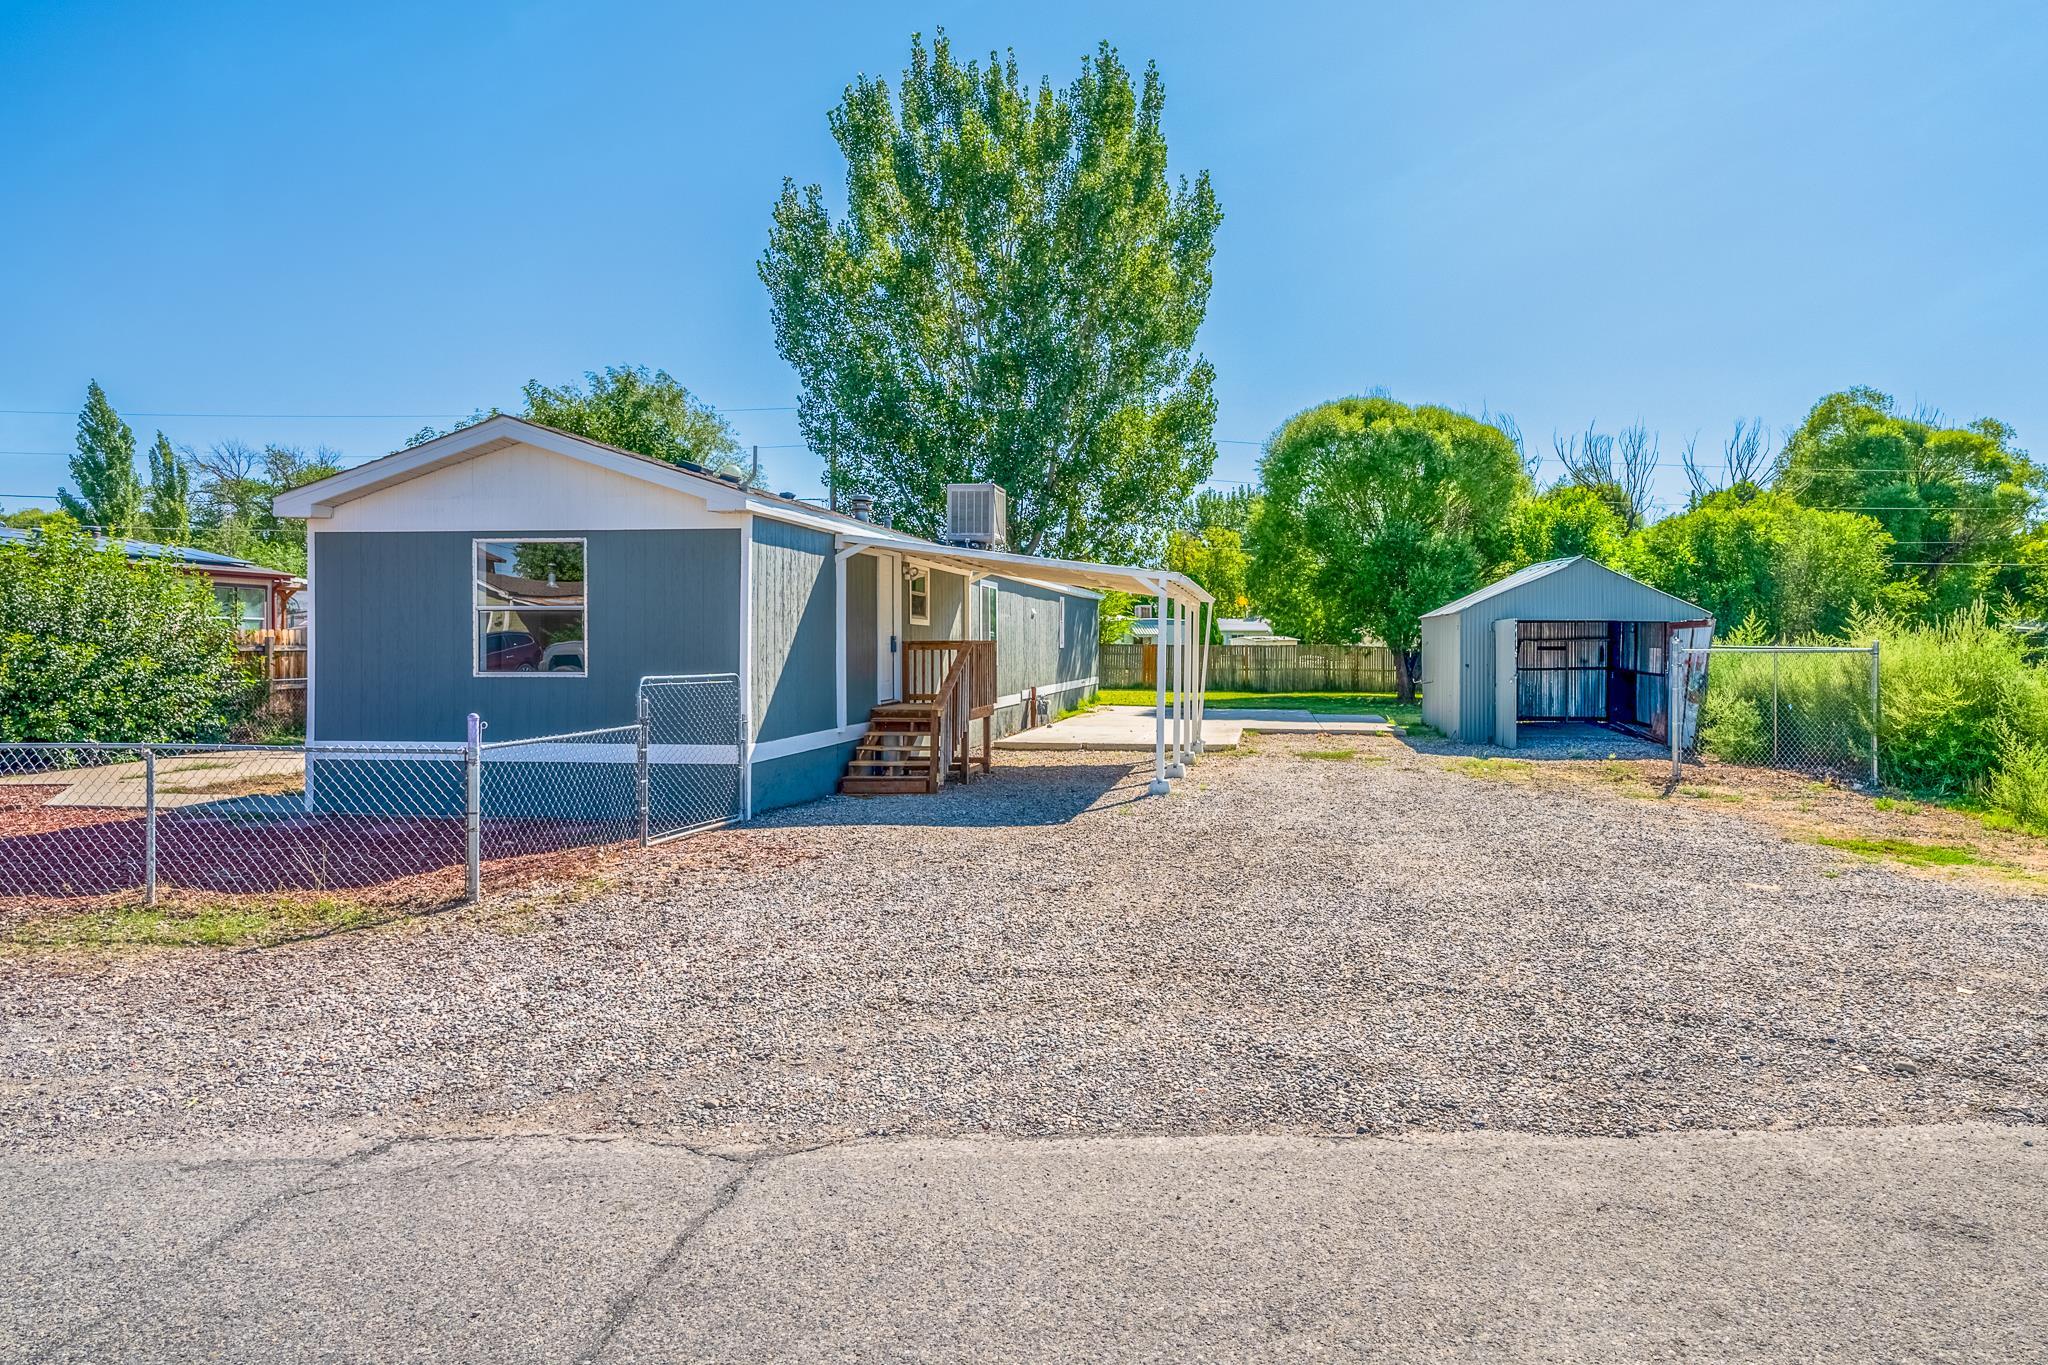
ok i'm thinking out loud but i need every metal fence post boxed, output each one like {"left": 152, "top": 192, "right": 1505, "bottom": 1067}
{"left": 1669, "top": 647, "right": 1683, "bottom": 781}
{"left": 1770, "top": 651, "right": 1781, "bottom": 767}
{"left": 142, "top": 747, "right": 158, "bottom": 908}
{"left": 1869, "top": 641, "right": 1882, "bottom": 788}
{"left": 636, "top": 688, "right": 651, "bottom": 848}
{"left": 464, "top": 712, "right": 482, "bottom": 904}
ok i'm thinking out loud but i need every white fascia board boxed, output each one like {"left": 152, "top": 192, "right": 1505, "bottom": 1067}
{"left": 837, "top": 534, "right": 1207, "bottom": 605}
{"left": 275, "top": 416, "right": 750, "bottom": 519}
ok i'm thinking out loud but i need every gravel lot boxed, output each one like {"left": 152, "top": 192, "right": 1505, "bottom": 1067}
{"left": 2, "top": 733, "right": 2041, "bottom": 1153}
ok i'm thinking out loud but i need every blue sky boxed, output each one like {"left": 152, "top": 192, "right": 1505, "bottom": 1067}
{"left": 2, "top": 0, "right": 2041, "bottom": 521}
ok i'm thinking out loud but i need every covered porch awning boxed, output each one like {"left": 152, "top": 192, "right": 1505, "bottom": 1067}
{"left": 837, "top": 532, "right": 1215, "bottom": 796}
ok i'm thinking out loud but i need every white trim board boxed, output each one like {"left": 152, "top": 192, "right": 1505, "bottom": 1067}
{"left": 749, "top": 722, "right": 869, "bottom": 764}
{"left": 995, "top": 675, "right": 1097, "bottom": 708}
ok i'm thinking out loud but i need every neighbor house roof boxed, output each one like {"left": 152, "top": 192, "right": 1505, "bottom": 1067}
{"left": 273, "top": 414, "right": 1211, "bottom": 606}
{"left": 1421, "top": 555, "right": 1706, "bottom": 621}
{"left": 0, "top": 527, "right": 296, "bottom": 579}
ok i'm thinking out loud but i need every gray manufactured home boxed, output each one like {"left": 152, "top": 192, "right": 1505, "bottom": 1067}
{"left": 275, "top": 416, "right": 1201, "bottom": 819}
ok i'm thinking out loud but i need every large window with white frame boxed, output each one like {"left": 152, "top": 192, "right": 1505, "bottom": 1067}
{"left": 474, "top": 538, "right": 587, "bottom": 675}
{"left": 908, "top": 570, "right": 930, "bottom": 625}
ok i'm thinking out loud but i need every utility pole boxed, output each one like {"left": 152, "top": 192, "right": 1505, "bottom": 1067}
{"left": 750, "top": 444, "right": 759, "bottom": 490}
{"left": 828, "top": 450, "right": 838, "bottom": 512}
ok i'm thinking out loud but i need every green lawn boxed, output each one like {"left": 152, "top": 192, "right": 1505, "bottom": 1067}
{"left": 1092, "top": 688, "right": 1423, "bottom": 730}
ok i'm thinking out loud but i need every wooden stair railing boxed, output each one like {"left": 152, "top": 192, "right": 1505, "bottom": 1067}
{"left": 840, "top": 641, "right": 993, "bottom": 796}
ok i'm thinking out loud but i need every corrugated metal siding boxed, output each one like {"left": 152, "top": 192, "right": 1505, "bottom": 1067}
{"left": 312, "top": 529, "right": 739, "bottom": 742}
{"left": 1419, "top": 615, "right": 1459, "bottom": 736}
{"left": 750, "top": 518, "right": 836, "bottom": 743}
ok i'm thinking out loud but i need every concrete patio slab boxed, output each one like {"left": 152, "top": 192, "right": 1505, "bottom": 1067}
{"left": 992, "top": 704, "right": 1400, "bottom": 752}
{"left": 994, "top": 705, "right": 1244, "bottom": 752}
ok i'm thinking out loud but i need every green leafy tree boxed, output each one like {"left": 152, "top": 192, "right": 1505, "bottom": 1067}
{"left": 2, "top": 507, "right": 76, "bottom": 532}
{"left": 1184, "top": 487, "right": 1256, "bottom": 536}
{"left": 1250, "top": 397, "right": 1526, "bottom": 699}
{"left": 1504, "top": 484, "right": 1626, "bottom": 569}
{"left": 143, "top": 431, "right": 192, "bottom": 544}
{"left": 1622, "top": 490, "right": 1904, "bottom": 639}
{"left": 1097, "top": 589, "right": 1136, "bottom": 644}
{"left": 1166, "top": 524, "right": 1250, "bottom": 641}
{"left": 1780, "top": 388, "right": 2042, "bottom": 618}
{"left": 0, "top": 522, "right": 254, "bottom": 741}
{"left": 57, "top": 381, "right": 143, "bottom": 535}
{"left": 519, "top": 366, "right": 747, "bottom": 479}
{"left": 192, "top": 442, "right": 343, "bottom": 575}
{"left": 761, "top": 31, "right": 1222, "bottom": 560}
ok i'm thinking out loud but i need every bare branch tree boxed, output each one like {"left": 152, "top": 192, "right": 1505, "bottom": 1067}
{"left": 1613, "top": 421, "right": 1659, "bottom": 529}
{"left": 1681, "top": 432, "right": 1712, "bottom": 504}
{"left": 1722, "top": 417, "right": 1780, "bottom": 488}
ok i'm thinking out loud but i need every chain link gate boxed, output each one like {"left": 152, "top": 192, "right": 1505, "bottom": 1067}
{"left": 637, "top": 673, "right": 747, "bottom": 843}
{"left": 1674, "top": 644, "right": 1880, "bottom": 785}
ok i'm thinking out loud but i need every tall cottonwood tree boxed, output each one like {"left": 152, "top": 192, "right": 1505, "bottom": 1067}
{"left": 144, "top": 432, "right": 191, "bottom": 544}
{"left": 58, "top": 381, "right": 143, "bottom": 535}
{"left": 761, "top": 32, "right": 1221, "bottom": 559}
{"left": 1251, "top": 398, "right": 1527, "bottom": 700}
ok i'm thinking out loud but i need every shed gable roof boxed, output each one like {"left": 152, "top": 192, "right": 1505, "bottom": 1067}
{"left": 1421, "top": 555, "right": 1708, "bottom": 622}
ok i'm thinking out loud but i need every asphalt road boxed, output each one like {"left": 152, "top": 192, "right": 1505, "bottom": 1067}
{"left": 5, "top": 1122, "right": 2041, "bottom": 1363}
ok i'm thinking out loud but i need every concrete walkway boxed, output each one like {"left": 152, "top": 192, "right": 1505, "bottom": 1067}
{"left": 995, "top": 704, "right": 1395, "bottom": 752}
{"left": 5, "top": 1123, "right": 2039, "bottom": 1363}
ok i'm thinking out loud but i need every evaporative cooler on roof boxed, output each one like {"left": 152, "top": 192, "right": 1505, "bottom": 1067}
{"left": 944, "top": 484, "right": 1008, "bottom": 550}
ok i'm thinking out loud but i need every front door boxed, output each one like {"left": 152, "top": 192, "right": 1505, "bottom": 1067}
{"left": 875, "top": 550, "right": 901, "bottom": 703}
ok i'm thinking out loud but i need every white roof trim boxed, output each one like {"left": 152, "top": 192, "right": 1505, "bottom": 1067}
{"left": 838, "top": 533, "right": 1210, "bottom": 605}
{"left": 274, "top": 415, "right": 752, "bottom": 519}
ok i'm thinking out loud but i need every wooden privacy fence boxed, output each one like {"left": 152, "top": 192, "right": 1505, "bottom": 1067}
{"left": 236, "top": 628, "right": 306, "bottom": 695}
{"left": 1102, "top": 642, "right": 1401, "bottom": 692}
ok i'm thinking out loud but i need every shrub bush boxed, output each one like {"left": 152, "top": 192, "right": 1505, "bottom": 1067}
{"left": 0, "top": 523, "right": 257, "bottom": 742}
{"left": 1985, "top": 730, "right": 2048, "bottom": 835}
{"left": 1864, "top": 605, "right": 2048, "bottom": 800}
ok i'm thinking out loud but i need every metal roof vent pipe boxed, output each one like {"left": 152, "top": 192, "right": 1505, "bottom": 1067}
{"left": 848, "top": 493, "right": 875, "bottom": 523}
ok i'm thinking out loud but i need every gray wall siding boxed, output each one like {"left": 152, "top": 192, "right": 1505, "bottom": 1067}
{"left": 845, "top": 552, "right": 879, "bottom": 721}
{"left": 312, "top": 529, "right": 739, "bottom": 742}
{"left": 1419, "top": 615, "right": 1460, "bottom": 736}
{"left": 750, "top": 518, "right": 836, "bottom": 743}
{"left": 988, "top": 578, "right": 1099, "bottom": 737}
{"left": 903, "top": 566, "right": 968, "bottom": 641}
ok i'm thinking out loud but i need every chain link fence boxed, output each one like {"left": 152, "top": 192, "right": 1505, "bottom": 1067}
{"left": 1, "top": 674, "right": 749, "bottom": 917}
{"left": 640, "top": 673, "right": 746, "bottom": 841}
{"left": 1, "top": 741, "right": 469, "bottom": 911}
{"left": 1676, "top": 644, "right": 1880, "bottom": 784}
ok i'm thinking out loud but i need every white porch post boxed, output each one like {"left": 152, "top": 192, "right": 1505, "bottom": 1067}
{"left": 1167, "top": 595, "right": 1188, "bottom": 779}
{"left": 1191, "top": 601, "right": 1208, "bottom": 754}
{"left": 1148, "top": 581, "right": 1171, "bottom": 795}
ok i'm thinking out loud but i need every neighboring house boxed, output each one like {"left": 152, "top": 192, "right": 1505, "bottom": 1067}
{"left": 0, "top": 527, "right": 301, "bottom": 632}
{"left": 272, "top": 416, "right": 1210, "bottom": 816}
{"left": 1126, "top": 610, "right": 1296, "bottom": 646}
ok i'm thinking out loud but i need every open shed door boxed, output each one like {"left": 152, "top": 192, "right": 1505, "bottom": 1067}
{"left": 1492, "top": 618, "right": 1518, "bottom": 749}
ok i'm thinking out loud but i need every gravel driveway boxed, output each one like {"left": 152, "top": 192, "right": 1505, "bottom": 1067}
{"left": 2, "top": 734, "right": 2041, "bottom": 1152}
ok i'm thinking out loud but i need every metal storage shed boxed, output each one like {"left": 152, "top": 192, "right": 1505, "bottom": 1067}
{"left": 1419, "top": 557, "right": 1712, "bottom": 748}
